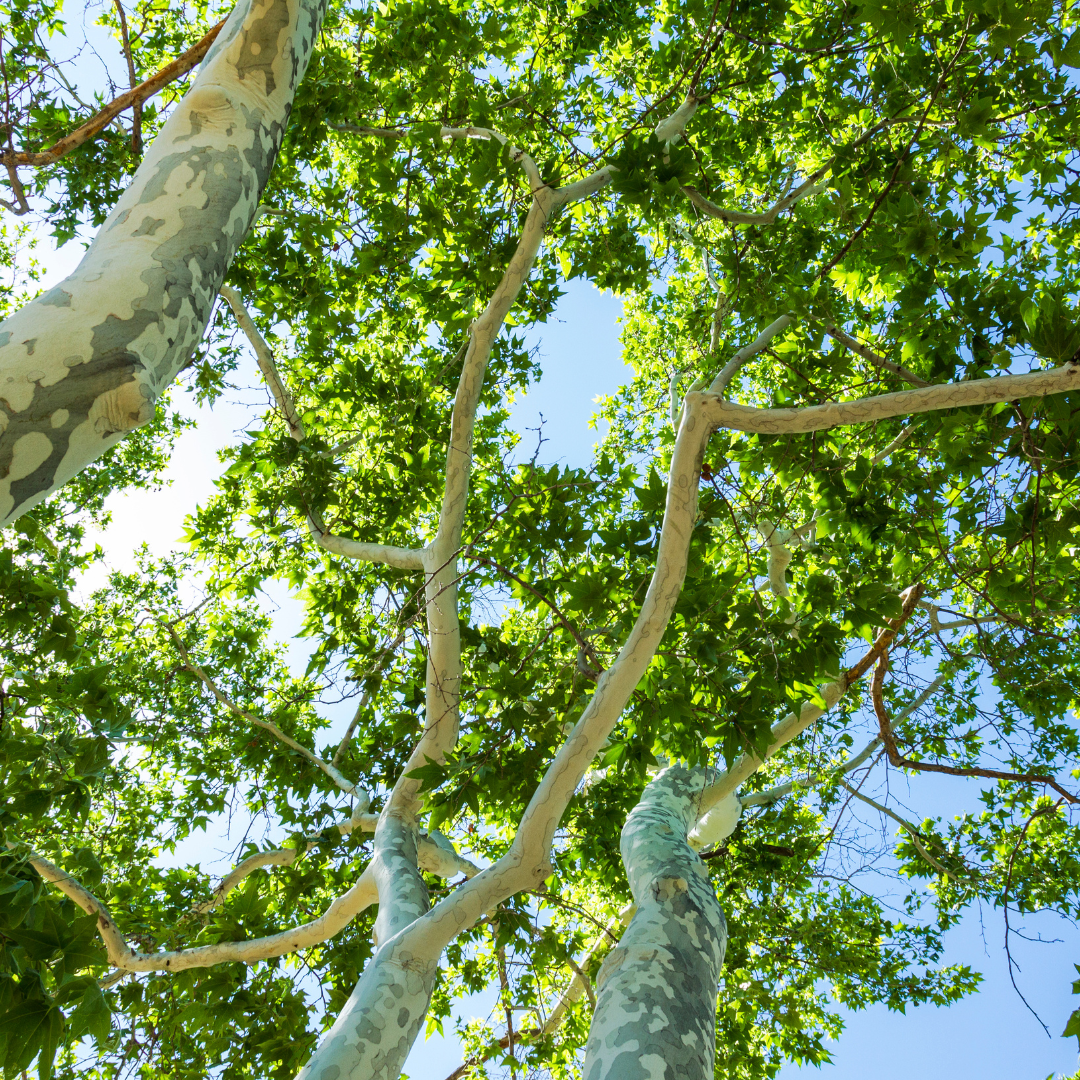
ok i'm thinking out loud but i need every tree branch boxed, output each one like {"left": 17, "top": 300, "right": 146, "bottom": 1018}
{"left": 696, "top": 583, "right": 924, "bottom": 816}
{"left": 872, "top": 655, "right": 1079, "bottom": 804}
{"left": 837, "top": 780, "right": 957, "bottom": 881}
{"left": 22, "top": 815, "right": 479, "bottom": 976}
{"left": 682, "top": 179, "right": 827, "bottom": 226}
{"left": 826, "top": 324, "right": 929, "bottom": 387}
{"left": 219, "top": 284, "right": 426, "bottom": 571}
{"left": 112, "top": 0, "right": 143, "bottom": 157}
{"left": 0, "top": 19, "right": 226, "bottom": 167}
{"left": 473, "top": 556, "right": 602, "bottom": 676}
{"left": 163, "top": 620, "right": 365, "bottom": 798}
{"left": 698, "top": 362, "right": 1080, "bottom": 434}
{"left": 710, "top": 314, "right": 793, "bottom": 395}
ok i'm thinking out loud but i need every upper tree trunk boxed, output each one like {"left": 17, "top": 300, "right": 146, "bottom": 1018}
{"left": 295, "top": 810, "right": 438, "bottom": 1080}
{"left": 0, "top": 0, "right": 326, "bottom": 526}
{"left": 581, "top": 766, "right": 727, "bottom": 1080}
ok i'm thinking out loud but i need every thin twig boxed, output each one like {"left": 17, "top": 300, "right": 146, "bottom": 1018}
{"left": 872, "top": 655, "right": 1078, "bottom": 803}
{"left": 162, "top": 620, "right": 362, "bottom": 797}
{"left": 112, "top": 0, "right": 142, "bottom": 156}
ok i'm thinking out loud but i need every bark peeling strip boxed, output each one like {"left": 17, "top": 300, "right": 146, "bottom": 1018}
{"left": 0, "top": 0, "right": 328, "bottom": 525}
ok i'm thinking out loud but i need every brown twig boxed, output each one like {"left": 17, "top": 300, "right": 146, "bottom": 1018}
{"left": 872, "top": 654, "right": 1078, "bottom": 804}
{"left": 473, "top": 556, "right": 603, "bottom": 677}
{"left": 1001, "top": 801, "right": 1061, "bottom": 1035}
{"left": 841, "top": 581, "right": 925, "bottom": 688}
{"left": 0, "top": 19, "right": 225, "bottom": 168}
{"left": 112, "top": 0, "right": 143, "bottom": 156}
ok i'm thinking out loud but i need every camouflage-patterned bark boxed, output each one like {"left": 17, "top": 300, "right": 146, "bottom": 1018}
{"left": 581, "top": 766, "right": 727, "bottom": 1080}
{"left": 296, "top": 811, "right": 437, "bottom": 1080}
{"left": 0, "top": 0, "right": 326, "bottom": 525}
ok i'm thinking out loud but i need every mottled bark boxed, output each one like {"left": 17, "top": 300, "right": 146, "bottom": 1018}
{"left": 582, "top": 766, "right": 727, "bottom": 1080}
{"left": 297, "top": 811, "right": 438, "bottom": 1080}
{"left": 0, "top": 0, "right": 326, "bottom": 525}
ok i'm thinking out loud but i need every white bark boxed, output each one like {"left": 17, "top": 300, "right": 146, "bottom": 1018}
{"left": 296, "top": 812, "right": 435, "bottom": 1080}
{"left": 581, "top": 766, "right": 727, "bottom": 1080}
{"left": 699, "top": 362, "right": 1080, "bottom": 433}
{"left": 295, "top": 184, "right": 559, "bottom": 1080}
{"left": 16, "top": 813, "right": 479, "bottom": 976}
{"left": 392, "top": 187, "right": 557, "bottom": 816}
{"left": 0, "top": 0, "right": 326, "bottom": 525}
{"left": 709, "top": 315, "right": 793, "bottom": 395}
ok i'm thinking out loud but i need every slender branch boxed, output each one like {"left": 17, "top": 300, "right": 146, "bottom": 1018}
{"left": 332, "top": 121, "right": 544, "bottom": 190}
{"left": 826, "top": 324, "right": 929, "bottom": 388}
{"left": 1001, "top": 801, "right": 1060, "bottom": 1035}
{"left": 219, "top": 285, "right": 305, "bottom": 438}
{"left": 741, "top": 669, "right": 953, "bottom": 810}
{"left": 441, "top": 905, "right": 634, "bottom": 1080}
{"left": 698, "top": 362, "right": 1080, "bottom": 435}
{"left": 112, "top": 0, "right": 143, "bottom": 156}
{"left": 872, "top": 655, "right": 1079, "bottom": 804}
{"left": 184, "top": 811, "right": 388, "bottom": 917}
{"left": 740, "top": 734, "right": 883, "bottom": 807}
{"left": 872, "top": 422, "right": 918, "bottom": 464}
{"left": 0, "top": 19, "right": 226, "bottom": 167}
{"left": 697, "top": 583, "right": 925, "bottom": 815}
{"left": 332, "top": 631, "right": 406, "bottom": 766}
{"left": 473, "top": 556, "right": 602, "bottom": 675}
{"left": 220, "top": 284, "right": 426, "bottom": 571}
{"left": 682, "top": 180, "right": 827, "bottom": 225}
{"left": 20, "top": 815, "right": 479, "bottom": 974}
{"left": 837, "top": 780, "right": 956, "bottom": 881}
{"left": 438, "top": 125, "right": 543, "bottom": 190}
{"left": 11, "top": 845, "right": 136, "bottom": 967}
{"left": 163, "top": 621, "right": 364, "bottom": 798}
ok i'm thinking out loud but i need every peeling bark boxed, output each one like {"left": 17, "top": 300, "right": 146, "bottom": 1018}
{"left": 0, "top": 0, "right": 327, "bottom": 525}
{"left": 582, "top": 766, "right": 727, "bottom": 1080}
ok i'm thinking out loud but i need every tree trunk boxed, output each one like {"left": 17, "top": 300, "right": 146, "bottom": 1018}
{"left": 581, "top": 766, "right": 727, "bottom": 1080}
{"left": 0, "top": 0, "right": 325, "bottom": 526}
{"left": 296, "top": 810, "right": 438, "bottom": 1080}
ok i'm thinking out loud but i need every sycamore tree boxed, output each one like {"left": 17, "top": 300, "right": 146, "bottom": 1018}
{"left": 2, "top": 0, "right": 1080, "bottom": 1076}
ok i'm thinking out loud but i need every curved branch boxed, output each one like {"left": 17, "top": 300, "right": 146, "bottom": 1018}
{"left": 710, "top": 315, "right": 793, "bottom": 395}
{"left": 872, "top": 655, "right": 1079, "bottom": 804}
{"left": 219, "top": 285, "right": 426, "bottom": 571}
{"left": 0, "top": 19, "right": 227, "bottom": 168}
{"left": 697, "top": 583, "right": 925, "bottom": 815}
{"left": 682, "top": 180, "right": 827, "bottom": 225}
{"left": 838, "top": 780, "right": 956, "bottom": 881}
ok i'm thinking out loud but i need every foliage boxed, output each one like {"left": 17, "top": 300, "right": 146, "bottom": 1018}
{"left": 2, "top": 0, "right": 1080, "bottom": 1076}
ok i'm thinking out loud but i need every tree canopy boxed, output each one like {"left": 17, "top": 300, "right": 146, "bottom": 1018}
{"left": 1, "top": 0, "right": 1080, "bottom": 1076}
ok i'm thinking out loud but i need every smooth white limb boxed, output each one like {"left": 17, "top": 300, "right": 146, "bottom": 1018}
{"left": 709, "top": 314, "right": 794, "bottom": 394}
{"left": 0, "top": 0, "right": 328, "bottom": 526}
{"left": 699, "top": 362, "right": 1080, "bottom": 433}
